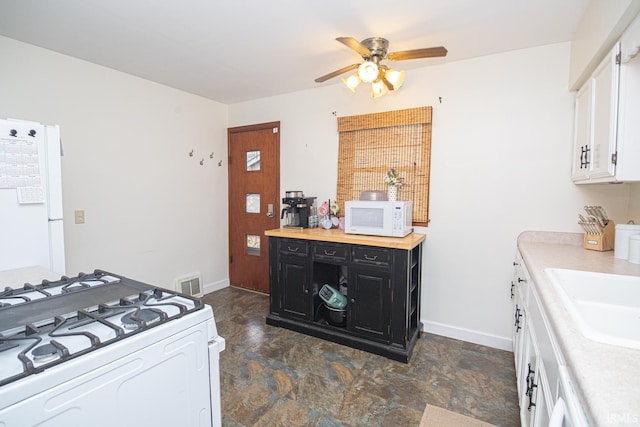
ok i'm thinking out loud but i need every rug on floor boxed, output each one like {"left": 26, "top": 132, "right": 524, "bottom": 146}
{"left": 419, "top": 404, "right": 498, "bottom": 427}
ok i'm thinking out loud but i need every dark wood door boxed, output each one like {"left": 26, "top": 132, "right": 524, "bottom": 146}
{"left": 228, "top": 122, "right": 280, "bottom": 293}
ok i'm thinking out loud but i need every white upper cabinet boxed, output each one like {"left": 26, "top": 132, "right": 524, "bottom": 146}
{"left": 571, "top": 82, "right": 592, "bottom": 181}
{"left": 570, "top": 8, "right": 640, "bottom": 184}
{"left": 616, "top": 13, "right": 640, "bottom": 182}
{"left": 572, "top": 42, "right": 620, "bottom": 183}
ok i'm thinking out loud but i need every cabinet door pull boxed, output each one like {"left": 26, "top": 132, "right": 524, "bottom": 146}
{"left": 287, "top": 246, "right": 299, "bottom": 252}
{"left": 364, "top": 254, "right": 378, "bottom": 261}
{"left": 324, "top": 250, "right": 336, "bottom": 256}
{"left": 527, "top": 377, "right": 538, "bottom": 411}
{"left": 350, "top": 298, "right": 356, "bottom": 303}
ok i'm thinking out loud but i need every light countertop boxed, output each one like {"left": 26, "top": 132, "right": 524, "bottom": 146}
{"left": 517, "top": 231, "right": 640, "bottom": 426}
{"left": 264, "top": 227, "right": 425, "bottom": 250}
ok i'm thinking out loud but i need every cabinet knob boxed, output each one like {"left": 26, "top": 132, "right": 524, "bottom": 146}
{"left": 350, "top": 298, "right": 355, "bottom": 303}
{"left": 304, "top": 289, "right": 309, "bottom": 294}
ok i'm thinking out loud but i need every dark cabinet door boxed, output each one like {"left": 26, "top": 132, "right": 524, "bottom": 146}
{"left": 280, "top": 255, "right": 311, "bottom": 320}
{"left": 349, "top": 265, "right": 391, "bottom": 341}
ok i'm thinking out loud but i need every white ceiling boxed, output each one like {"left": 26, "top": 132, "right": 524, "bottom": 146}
{"left": 0, "top": 0, "right": 589, "bottom": 104}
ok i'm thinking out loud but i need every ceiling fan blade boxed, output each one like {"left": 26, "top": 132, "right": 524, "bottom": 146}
{"left": 387, "top": 46, "right": 448, "bottom": 61}
{"left": 314, "top": 63, "right": 360, "bottom": 83}
{"left": 336, "top": 37, "right": 373, "bottom": 57}
{"left": 381, "top": 76, "right": 394, "bottom": 91}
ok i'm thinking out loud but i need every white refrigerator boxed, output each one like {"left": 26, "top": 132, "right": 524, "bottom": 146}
{"left": 0, "top": 118, "right": 65, "bottom": 274}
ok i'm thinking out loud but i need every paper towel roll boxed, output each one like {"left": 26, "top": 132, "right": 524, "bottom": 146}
{"left": 629, "top": 235, "right": 640, "bottom": 264}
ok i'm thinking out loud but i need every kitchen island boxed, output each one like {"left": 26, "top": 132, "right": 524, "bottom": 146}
{"left": 264, "top": 228, "right": 425, "bottom": 362}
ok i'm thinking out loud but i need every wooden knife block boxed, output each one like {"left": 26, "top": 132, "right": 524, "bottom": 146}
{"left": 583, "top": 220, "right": 615, "bottom": 251}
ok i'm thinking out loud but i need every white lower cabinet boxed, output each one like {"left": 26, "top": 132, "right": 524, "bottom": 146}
{"left": 511, "top": 251, "right": 586, "bottom": 427}
{"left": 516, "top": 300, "right": 550, "bottom": 426}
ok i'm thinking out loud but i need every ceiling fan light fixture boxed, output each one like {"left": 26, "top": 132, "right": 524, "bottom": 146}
{"left": 342, "top": 74, "right": 361, "bottom": 92}
{"left": 371, "top": 79, "right": 388, "bottom": 98}
{"left": 358, "top": 61, "right": 379, "bottom": 83}
{"left": 385, "top": 69, "right": 405, "bottom": 90}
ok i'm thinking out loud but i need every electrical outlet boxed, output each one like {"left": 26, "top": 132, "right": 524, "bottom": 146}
{"left": 74, "top": 210, "right": 85, "bottom": 224}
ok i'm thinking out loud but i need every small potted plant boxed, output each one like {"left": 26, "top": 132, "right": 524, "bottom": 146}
{"left": 384, "top": 168, "right": 405, "bottom": 201}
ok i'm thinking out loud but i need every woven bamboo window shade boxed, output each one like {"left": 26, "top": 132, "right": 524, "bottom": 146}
{"left": 336, "top": 106, "right": 432, "bottom": 226}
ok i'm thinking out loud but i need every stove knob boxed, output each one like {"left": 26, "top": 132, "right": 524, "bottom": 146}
{"left": 29, "top": 129, "right": 36, "bottom": 137}
{"left": 9, "top": 129, "right": 17, "bottom": 137}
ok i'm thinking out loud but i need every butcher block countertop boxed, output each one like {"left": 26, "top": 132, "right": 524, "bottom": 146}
{"left": 264, "top": 228, "right": 425, "bottom": 250}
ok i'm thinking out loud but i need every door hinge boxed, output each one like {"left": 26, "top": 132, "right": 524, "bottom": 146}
{"left": 615, "top": 52, "right": 621, "bottom": 65}
{"left": 273, "top": 127, "right": 278, "bottom": 133}
{"left": 612, "top": 152, "right": 617, "bottom": 165}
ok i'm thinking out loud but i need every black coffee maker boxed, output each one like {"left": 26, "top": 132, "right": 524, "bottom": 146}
{"left": 281, "top": 191, "right": 316, "bottom": 228}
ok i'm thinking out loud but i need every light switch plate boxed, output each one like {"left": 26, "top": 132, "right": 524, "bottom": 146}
{"left": 74, "top": 210, "right": 85, "bottom": 224}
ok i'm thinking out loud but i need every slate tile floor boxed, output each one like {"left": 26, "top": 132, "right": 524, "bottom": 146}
{"left": 203, "top": 287, "right": 520, "bottom": 427}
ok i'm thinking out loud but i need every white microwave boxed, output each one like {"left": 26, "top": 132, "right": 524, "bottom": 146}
{"left": 344, "top": 200, "right": 413, "bottom": 237}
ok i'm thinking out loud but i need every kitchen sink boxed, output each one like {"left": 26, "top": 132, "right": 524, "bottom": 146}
{"left": 544, "top": 268, "right": 640, "bottom": 350}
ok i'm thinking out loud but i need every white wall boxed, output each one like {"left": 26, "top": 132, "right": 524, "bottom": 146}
{"left": 0, "top": 36, "right": 230, "bottom": 291}
{"left": 229, "top": 42, "right": 633, "bottom": 350}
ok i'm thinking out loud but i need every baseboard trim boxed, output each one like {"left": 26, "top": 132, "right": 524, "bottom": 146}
{"left": 422, "top": 319, "right": 513, "bottom": 352}
{"left": 203, "top": 278, "right": 229, "bottom": 295}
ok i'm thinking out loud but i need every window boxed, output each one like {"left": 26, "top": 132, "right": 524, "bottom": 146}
{"left": 336, "top": 106, "right": 432, "bottom": 225}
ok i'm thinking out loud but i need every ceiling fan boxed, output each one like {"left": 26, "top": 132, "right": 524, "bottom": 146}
{"left": 315, "top": 37, "right": 447, "bottom": 97}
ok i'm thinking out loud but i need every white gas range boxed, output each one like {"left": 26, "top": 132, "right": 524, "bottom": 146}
{"left": 0, "top": 268, "right": 225, "bottom": 427}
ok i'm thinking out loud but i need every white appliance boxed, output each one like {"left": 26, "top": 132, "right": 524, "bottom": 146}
{"left": 0, "top": 118, "right": 65, "bottom": 274}
{"left": 0, "top": 269, "right": 225, "bottom": 427}
{"left": 344, "top": 200, "right": 413, "bottom": 237}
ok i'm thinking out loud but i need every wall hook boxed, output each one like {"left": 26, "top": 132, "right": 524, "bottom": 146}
{"left": 189, "top": 150, "right": 194, "bottom": 157}
{"left": 200, "top": 158, "right": 204, "bottom": 165}
{"left": 218, "top": 160, "right": 222, "bottom": 166}
{"left": 210, "top": 152, "right": 214, "bottom": 159}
